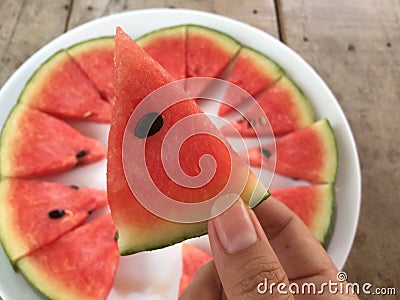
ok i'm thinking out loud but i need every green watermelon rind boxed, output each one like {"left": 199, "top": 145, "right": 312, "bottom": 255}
{"left": 119, "top": 225, "right": 208, "bottom": 256}
{"left": 118, "top": 195, "right": 272, "bottom": 256}
{"left": 186, "top": 24, "right": 243, "bottom": 78}
{"left": 0, "top": 104, "right": 26, "bottom": 179}
{"left": 311, "top": 183, "right": 336, "bottom": 247}
{"left": 16, "top": 215, "right": 119, "bottom": 300}
{"left": 0, "top": 180, "right": 18, "bottom": 268}
{"left": 186, "top": 23, "right": 242, "bottom": 54}
{"left": 17, "top": 50, "right": 68, "bottom": 108}
{"left": 273, "top": 75, "right": 315, "bottom": 128}
{"left": 117, "top": 183, "right": 270, "bottom": 256}
{"left": 66, "top": 36, "right": 114, "bottom": 55}
{"left": 117, "top": 190, "right": 271, "bottom": 256}
{"left": 135, "top": 24, "right": 187, "bottom": 46}
{"left": 249, "top": 190, "right": 270, "bottom": 208}
{"left": 322, "top": 185, "right": 337, "bottom": 249}
{"left": 237, "top": 46, "right": 285, "bottom": 86}
{"left": 12, "top": 266, "right": 57, "bottom": 300}
{"left": 0, "top": 106, "right": 13, "bottom": 179}
{"left": 318, "top": 119, "right": 338, "bottom": 184}
{"left": 18, "top": 36, "right": 114, "bottom": 106}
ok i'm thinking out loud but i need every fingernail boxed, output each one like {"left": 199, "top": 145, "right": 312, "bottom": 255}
{"left": 212, "top": 198, "right": 258, "bottom": 254}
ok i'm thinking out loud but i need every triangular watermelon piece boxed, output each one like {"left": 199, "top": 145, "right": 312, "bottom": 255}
{"left": 244, "top": 119, "right": 338, "bottom": 183}
{"left": 0, "top": 179, "right": 107, "bottom": 264}
{"left": 0, "top": 105, "right": 106, "bottom": 178}
{"left": 68, "top": 37, "right": 116, "bottom": 103}
{"left": 107, "top": 27, "right": 268, "bottom": 255}
{"left": 137, "top": 25, "right": 187, "bottom": 80}
{"left": 179, "top": 243, "right": 212, "bottom": 296}
{"left": 19, "top": 50, "right": 113, "bottom": 122}
{"left": 17, "top": 214, "right": 119, "bottom": 300}
{"left": 221, "top": 76, "right": 314, "bottom": 137}
{"left": 270, "top": 184, "right": 335, "bottom": 246}
{"left": 218, "top": 47, "right": 283, "bottom": 116}
{"left": 186, "top": 25, "right": 241, "bottom": 78}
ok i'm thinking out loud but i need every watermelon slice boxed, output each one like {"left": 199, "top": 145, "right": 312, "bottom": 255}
{"left": 218, "top": 47, "right": 283, "bottom": 116}
{"left": 17, "top": 214, "right": 119, "bottom": 300}
{"left": 186, "top": 25, "right": 241, "bottom": 78}
{"left": 107, "top": 28, "right": 268, "bottom": 255}
{"left": 137, "top": 25, "right": 187, "bottom": 80}
{"left": 19, "top": 49, "right": 113, "bottom": 122}
{"left": 221, "top": 76, "right": 314, "bottom": 137}
{"left": 0, "top": 179, "right": 107, "bottom": 264}
{"left": 68, "top": 37, "right": 115, "bottom": 103}
{"left": 0, "top": 105, "right": 106, "bottom": 178}
{"left": 245, "top": 119, "right": 338, "bottom": 183}
{"left": 270, "top": 184, "right": 335, "bottom": 246}
{"left": 179, "top": 243, "right": 212, "bottom": 296}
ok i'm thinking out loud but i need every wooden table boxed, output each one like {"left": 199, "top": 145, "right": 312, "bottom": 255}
{"left": 0, "top": 1, "right": 398, "bottom": 299}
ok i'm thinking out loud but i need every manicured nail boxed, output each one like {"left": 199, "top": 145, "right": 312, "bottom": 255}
{"left": 212, "top": 198, "right": 258, "bottom": 254}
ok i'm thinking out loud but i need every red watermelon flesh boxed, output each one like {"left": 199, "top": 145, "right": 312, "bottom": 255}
{"left": 220, "top": 76, "right": 314, "bottom": 137}
{"left": 218, "top": 47, "right": 283, "bottom": 116}
{"left": 137, "top": 25, "right": 186, "bottom": 80}
{"left": 186, "top": 25, "right": 241, "bottom": 78}
{"left": 179, "top": 243, "right": 212, "bottom": 296}
{"left": 0, "top": 179, "right": 107, "bottom": 264}
{"left": 17, "top": 214, "right": 119, "bottom": 300}
{"left": 107, "top": 27, "right": 268, "bottom": 255}
{"left": 0, "top": 105, "right": 106, "bottom": 178}
{"left": 19, "top": 50, "right": 113, "bottom": 122}
{"left": 244, "top": 119, "right": 337, "bottom": 183}
{"left": 68, "top": 37, "right": 115, "bottom": 103}
{"left": 270, "top": 184, "right": 335, "bottom": 245}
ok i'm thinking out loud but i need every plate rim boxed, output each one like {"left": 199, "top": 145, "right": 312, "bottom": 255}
{"left": 0, "top": 7, "right": 361, "bottom": 299}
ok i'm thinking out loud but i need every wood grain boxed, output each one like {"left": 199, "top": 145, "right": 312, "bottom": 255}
{"left": 67, "top": 0, "right": 279, "bottom": 36}
{"left": 277, "top": 0, "right": 400, "bottom": 298}
{"left": 0, "top": 0, "right": 70, "bottom": 87}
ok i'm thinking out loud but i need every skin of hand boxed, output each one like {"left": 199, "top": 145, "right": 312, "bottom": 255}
{"left": 179, "top": 197, "right": 359, "bottom": 300}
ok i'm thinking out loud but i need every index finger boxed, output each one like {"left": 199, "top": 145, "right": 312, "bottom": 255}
{"left": 254, "top": 197, "right": 338, "bottom": 280}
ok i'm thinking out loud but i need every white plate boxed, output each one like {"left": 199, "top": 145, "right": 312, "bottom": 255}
{"left": 0, "top": 8, "right": 361, "bottom": 300}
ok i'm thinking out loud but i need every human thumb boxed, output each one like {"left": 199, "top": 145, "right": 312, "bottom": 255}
{"left": 209, "top": 198, "right": 293, "bottom": 299}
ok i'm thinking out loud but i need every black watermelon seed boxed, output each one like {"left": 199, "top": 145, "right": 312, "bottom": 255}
{"left": 348, "top": 44, "right": 356, "bottom": 52}
{"left": 76, "top": 150, "right": 88, "bottom": 159}
{"left": 70, "top": 185, "right": 79, "bottom": 190}
{"left": 48, "top": 209, "right": 66, "bottom": 219}
{"left": 114, "top": 231, "right": 119, "bottom": 241}
{"left": 88, "top": 210, "right": 93, "bottom": 215}
{"left": 262, "top": 148, "right": 272, "bottom": 158}
{"left": 134, "top": 112, "right": 164, "bottom": 139}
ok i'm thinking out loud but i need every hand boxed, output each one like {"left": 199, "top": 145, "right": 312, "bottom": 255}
{"left": 179, "top": 197, "right": 359, "bottom": 299}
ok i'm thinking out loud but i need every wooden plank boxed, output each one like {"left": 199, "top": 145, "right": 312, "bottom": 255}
{"left": 0, "top": 0, "right": 71, "bottom": 87}
{"left": 67, "top": 0, "right": 279, "bottom": 37}
{"left": 278, "top": 0, "right": 400, "bottom": 292}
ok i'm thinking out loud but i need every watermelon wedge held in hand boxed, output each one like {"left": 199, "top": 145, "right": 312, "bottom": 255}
{"left": 245, "top": 119, "right": 338, "bottom": 183}
{"left": 179, "top": 243, "right": 212, "bottom": 296}
{"left": 0, "top": 105, "right": 106, "bottom": 178}
{"left": 218, "top": 46, "right": 283, "bottom": 116}
{"left": 186, "top": 25, "right": 241, "bottom": 78}
{"left": 271, "top": 184, "right": 335, "bottom": 246}
{"left": 17, "top": 214, "right": 119, "bottom": 300}
{"left": 107, "top": 27, "right": 268, "bottom": 255}
{"left": 221, "top": 76, "right": 314, "bottom": 137}
{"left": 68, "top": 37, "right": 115, "bottom": 103}
{"left": 19, "top": 50, "right": 113, "bottom": 122}
{"left": 0, "top": 179, "right": 107, "bottom": 264}
{"left": 137, "top": 25, "right": 187, "bottom": 80}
